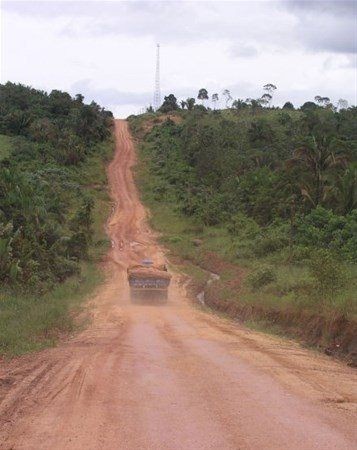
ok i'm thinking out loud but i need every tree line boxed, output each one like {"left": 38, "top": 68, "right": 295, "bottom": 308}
{"left": 154, "top": 84, "right": 350, "bottom": 114}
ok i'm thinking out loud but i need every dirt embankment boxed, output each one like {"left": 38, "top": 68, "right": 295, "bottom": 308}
{"left": 0, "top": 120, "right": 356, "bottom": 450}
{"left": 179, "top": 250, "right": 357, "bottom": 366}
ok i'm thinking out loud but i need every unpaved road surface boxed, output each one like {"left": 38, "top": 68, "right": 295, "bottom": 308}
{"left": 1, "top": 120, "right": 356, "bottom": 450}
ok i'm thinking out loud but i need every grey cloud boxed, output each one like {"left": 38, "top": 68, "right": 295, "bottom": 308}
{"left": 301, "top": 22, "right": 356, "bottom": 54}
{"left": 283, "top": 0, "right": 357, "bottom": 54}
{"left": 76, "top": 2, "right": 209, "bottom": 43}
{"left": 3, "top": 1, "right": 291, "bottom": 47}
{"left": 2, "top": 1, "right": 120, "bottom": 17}
{"left": 229, "top": 43, "right": 259, "bottom": 58}
{"left": 38, "top": 1, "right": 357, "bottom": 57}
{"left": 276, "top": 84, "right": 357, "bottom": 109}
{"left": 224, "top": 81, "right": 264, "bottom": 101}
{"left": 70, "top": 79, "right": 152, "bottom": 106}
{"left": 284, "top": 1, "right": 356, "bottom": 16}
{"left": 323, "top": 54, "right": 357, "bottom": 70}
{"left": 4, "top": 0, "right": 355, "bottom": 56}
{"left": 1, "top": 0, "right": 183, "bottom": 17}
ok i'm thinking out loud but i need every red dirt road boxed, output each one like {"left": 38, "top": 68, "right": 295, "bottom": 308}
{"left": 0, "top": 120, "right": 356, "bottom": 449}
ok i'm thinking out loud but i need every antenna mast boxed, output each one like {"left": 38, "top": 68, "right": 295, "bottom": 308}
{"left": 153, "top": 44, "right": 161, "bottom": 111}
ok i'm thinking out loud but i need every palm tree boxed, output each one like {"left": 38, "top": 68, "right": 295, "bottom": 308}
{"left": 186, "top": 98, "right": 195, "bottom": 110}
{"left": 333, "top": 164, "right": 357, "bottom": 214}
{"left": 287, "top": 135, "right": 347, "bottom": 207}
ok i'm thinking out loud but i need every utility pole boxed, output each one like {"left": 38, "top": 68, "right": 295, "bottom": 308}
{"left": 153, "top": 44, "right": 161, "bottom": 111}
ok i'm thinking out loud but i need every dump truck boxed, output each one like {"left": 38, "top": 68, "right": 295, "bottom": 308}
{"left": 127, "top": 259, "right": 172, "bottom": 302}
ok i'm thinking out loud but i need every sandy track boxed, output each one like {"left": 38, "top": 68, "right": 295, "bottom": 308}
{"left": 0, "top": 120, "right": 356, "bottom": 449}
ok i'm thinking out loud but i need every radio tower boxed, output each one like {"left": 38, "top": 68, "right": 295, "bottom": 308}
{"left": 153, "top": 44, "right": 161, "bottom": 111}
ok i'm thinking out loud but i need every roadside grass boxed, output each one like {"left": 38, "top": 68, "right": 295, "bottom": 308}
{"left": 0, "top": 139, "right": 114, "bottom": 359}
{"left": 0, "top": 134, "right": 13, "bottom": 160}
{"left": 0, "top": 262, "right": 101, "bottom": 357}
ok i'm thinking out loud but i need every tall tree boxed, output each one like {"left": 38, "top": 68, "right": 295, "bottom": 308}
{"left": 197, "top": 88, "right": 209, "bottom": 105}
{"left": 337, "top": 99, "right": 349, "bottom": 110}
{"left": 212, "top": 93, "right": 219, "bottom": 109}
{"left": 283, "top": 101, "right": 294, "bottom": 110}
{"left": 260, "top": 93, "right": 272, "bottom": 107}
{"left": 186, "top": 98, "right": 196, "bottom": 110}
{"left": 245, "top": 98, "right": 263, "bottom": 114}
{"left": 288, "top": 135, "right": 347, "bottom": 207}
{"left": 314, "top": 96, "right": 331, "bottom": 107}
{"left": 159, "top": 94, "right": 179, "bottom": 113}
{"left": 222, "top": 89, "right": 233, "bottom": 107}
{"left": 333, "top": 164, "right": 357, "bottom": 214}
{"left": 263, "top": 83, "right": 277, "bottom": 107}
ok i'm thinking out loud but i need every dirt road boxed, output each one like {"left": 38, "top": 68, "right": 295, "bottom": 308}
{"left": 1, "top": 120, "right": 356, "bottom": 450}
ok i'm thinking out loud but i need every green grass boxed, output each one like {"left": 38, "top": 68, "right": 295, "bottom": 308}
{"left": 0, "top": 262, "right": 102, "bottom": 357}
{"left": 0, "top": 139, "right": 114, "bottom": 359}
{"left": 0, "top": 134, "right": 13, "bottom": 160}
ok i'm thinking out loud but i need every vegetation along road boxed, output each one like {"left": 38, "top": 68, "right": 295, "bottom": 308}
{"left": 0, "top": 120, "right": 356, "bottom": 449}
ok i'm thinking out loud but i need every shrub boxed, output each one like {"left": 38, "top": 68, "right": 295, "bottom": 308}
{"left": 308, "top": 249, "right": 347, "bottom": 300}
{"left": 252, "top": 222, "right": 290, "bottom": 256}
{"left": 247, "top": 264, "right": 277, "bottom": 290}
{"left": 166, "top": 235, "right": 183, "bottom": 244}
{"left": 286, "top": 245, "right": 312, "bottom": 264}
{"left": 196, "top": 193, "right": 230, "bottom": 225}
{"left": 296, "top": 207, "right": 357, "bottom": 261}
{"left": 227, "top": 213, "right": 260, "bottom": 239}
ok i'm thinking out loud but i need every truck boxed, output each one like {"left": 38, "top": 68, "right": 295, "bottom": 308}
{"left": 127, "top": 259, "right": 172, "bottom": 303}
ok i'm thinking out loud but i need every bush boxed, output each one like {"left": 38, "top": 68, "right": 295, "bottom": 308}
{"left": 247, "top": 264, "right": 277, "bottom": 290}
{"left": 253, "top": 235, "right": 288, "bottom": 256}
{"left": 285, "top": 245, "right": 312, "bottom": 264}
{"left": 251, "top": 222, "right": 290, "bottom": 256}
{"left": 296, "top": 207, "right": 357, "bottom": 261}
{"left": 227, "top": 213, "right": 260, "bottom": 239}
{"left": 166, "top": 235, "right": 183, "bottom": 244}
{"left": 196, "top": 193, "right": 230, "bottom": 225}
{"left": 308, "top": 249, "right": 347, "bottom": 300}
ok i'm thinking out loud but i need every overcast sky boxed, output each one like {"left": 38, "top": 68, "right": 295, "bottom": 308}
{"left": 1, "top": 0, "right": 356, "bottom": 117}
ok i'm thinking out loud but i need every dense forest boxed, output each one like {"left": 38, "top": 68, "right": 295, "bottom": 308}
{"left": 131, "top": 97, "right": 356, "bottom": 260}
{"left": 0, "top": 82, "right": 113, "bottom": 292}
{"left": 130, "top": 92, "right": 357, "bottom": 329}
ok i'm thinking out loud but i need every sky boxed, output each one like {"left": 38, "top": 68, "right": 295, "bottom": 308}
{"left": 0, "top": 0, "right": 356, "bottom": 117}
